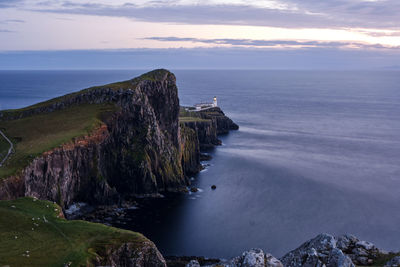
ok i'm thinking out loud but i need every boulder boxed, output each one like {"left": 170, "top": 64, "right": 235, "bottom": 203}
{"left": 280, "top": 234, "right": 354, "bottom": 267}
{"left": 336, "top": 234, "right": 381, "bottom": 265}
{"left": 327, "top": 248, "right": 354, "bottom": 267}
{"left": 265, "top": 253, "right": 284, "bottom": 267}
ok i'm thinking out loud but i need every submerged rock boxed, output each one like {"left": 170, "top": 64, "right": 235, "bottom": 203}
{"left": 211, "top": 185, "right": 216, "bottom": 190}
{"left": 190, "top": 187, "right": 198, "bottom": 193}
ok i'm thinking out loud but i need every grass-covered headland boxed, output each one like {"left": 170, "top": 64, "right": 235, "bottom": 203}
{"left": 0, "top": 197, "right": 149, "bottom": 267}
{"left": 0, "top": 104, "right": 117, "bottom": 180}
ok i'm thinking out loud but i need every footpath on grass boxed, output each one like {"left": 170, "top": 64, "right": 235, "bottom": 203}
{"left": 0, "top": 130, "right": 13, "bottom": 167}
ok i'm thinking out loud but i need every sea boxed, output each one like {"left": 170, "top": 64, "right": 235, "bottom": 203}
{"left": 1, "top": 70, "right": 400, "bottom": 258}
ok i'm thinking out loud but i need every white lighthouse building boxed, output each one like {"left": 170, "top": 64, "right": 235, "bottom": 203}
{"left": 194, "top": 97, "right": 218, "bottom": 111}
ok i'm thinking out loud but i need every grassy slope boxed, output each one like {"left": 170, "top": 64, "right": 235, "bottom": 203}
{"left": 364, "top": 252, "right": 400, "bottom": 267}
{"left": 0, "top": 197, "right": 146, "bottom": 267}
{"left": 0, "top": 104, "right": 117, "bottom": 179}
{"left": 179, "top": 108, "right": 210, "bottom": 123}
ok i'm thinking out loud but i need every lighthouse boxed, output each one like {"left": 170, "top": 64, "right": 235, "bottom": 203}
{"left": 213, "top": 96, "right": 218, "bottom": 107}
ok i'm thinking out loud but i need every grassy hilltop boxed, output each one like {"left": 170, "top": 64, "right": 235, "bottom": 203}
{"left": 0, "top": 197, "right": 148, "bottom": 267}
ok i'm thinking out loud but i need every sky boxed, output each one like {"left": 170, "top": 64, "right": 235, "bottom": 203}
{"left": 0, "top": 0, "right": 400, "bottom": 69}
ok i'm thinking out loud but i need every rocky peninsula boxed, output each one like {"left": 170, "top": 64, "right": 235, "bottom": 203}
{"left": 0, "top": 69, "right": 237, "bottom": 208}
{"left": 0, "top": 69, "right": 398, "bottom": 267}
{"left": 0, "top": 69, "right": 239, "bottom": 266}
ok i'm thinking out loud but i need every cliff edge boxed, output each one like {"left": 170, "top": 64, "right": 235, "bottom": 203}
{"left": 0, "top": 70, "right": 187, "bottom": 207}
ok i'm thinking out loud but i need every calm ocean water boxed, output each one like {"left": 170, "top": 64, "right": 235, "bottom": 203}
{"left": 1, "top": 70, "right": 400, "bottom": 257}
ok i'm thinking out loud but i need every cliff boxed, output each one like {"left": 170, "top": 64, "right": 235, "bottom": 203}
{"left": 0, "top": 70, "right": 188, "bottom": 208}
{"left": 0, "top": 69, "right": 239, "bottom": 209}
{"left": 179, "top": 107, "right": 239, "bottom": 150}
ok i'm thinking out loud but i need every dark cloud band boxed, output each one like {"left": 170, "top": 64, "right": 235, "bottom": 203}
{"left": 145, "top": 36, "right": 399, "bottom": 50}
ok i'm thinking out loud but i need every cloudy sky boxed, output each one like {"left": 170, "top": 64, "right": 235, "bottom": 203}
{"left": 0, "top": 0, "right": 400, "bottom": 69}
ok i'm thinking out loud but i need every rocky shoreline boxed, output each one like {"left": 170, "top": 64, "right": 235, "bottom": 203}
{"left": 166, "top": 233, "right": 399, "bottom": 267}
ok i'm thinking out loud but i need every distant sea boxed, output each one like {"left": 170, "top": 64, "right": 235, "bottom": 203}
{"left": 1, "top": 70, "right": 400, "bottom": 258}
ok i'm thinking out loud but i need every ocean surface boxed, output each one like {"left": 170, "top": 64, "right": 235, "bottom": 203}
{"left": 1, "top": 70, "right": 400, "bottom": 258}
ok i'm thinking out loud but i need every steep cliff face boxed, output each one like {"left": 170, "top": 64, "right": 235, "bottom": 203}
{"left": 198, "top": 107, "right": 239, "bottom": 135}
{"left": 180, "top": 125, "right": 202, "bottom": 176}
{"left": 0, "top": 69, "right": 187, "bottom": 207}
{"left": 181, "top": 107, "right": 239, "bottom": 150}
{"left": 182, "top": 120, "right": 220, "bottom": 150}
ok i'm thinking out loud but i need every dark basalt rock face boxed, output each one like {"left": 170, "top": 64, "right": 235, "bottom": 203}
{"left": 182, "top": 119, "right": 220, "bottom": 150}
{"left": 182, "top": 107, "right": 239, "bottom": 150}
{"left": 180, "top": 125, "right": 202, "bottom": 176}
{"left": 198, "top": 107, "right": 239, "bottom": 134}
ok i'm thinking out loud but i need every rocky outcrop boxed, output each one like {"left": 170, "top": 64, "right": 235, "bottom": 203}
{"left": 0, "top": 69, "right": 188, "bottom": 208}
{"left": 95, "top": 239, "right": 167, "bottom": 267}
{"left": 336, "top": 234, "right": 382, "bottom": 265}
{"left": 280, "top": 233, "right": 393, "bottom": 267}
{"left": 181, "top": 107, "right": 239, "bottom": 150}
{"left": 280, "top": 234, "right": 354, "bottom": 267}
{"left": 198, "top": 107, "right": 239, "bottom": 134}
{"left": 182, "top": 248, "right": 283, "bottom": 267}
{"left": 178, "top": 233, "right": 396, "bottom": 267}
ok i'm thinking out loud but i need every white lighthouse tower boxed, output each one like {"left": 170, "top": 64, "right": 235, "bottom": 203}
{"left": 213, "top": 96, "right": 218, "bottom": 107}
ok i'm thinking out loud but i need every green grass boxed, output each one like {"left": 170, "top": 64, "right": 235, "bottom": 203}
{"left": 0, "top": 104, "right": 118, "bottom": 179}
{"left": 179, "top": 108, "right": 210, "bottom": 123}
{"left": 362, "top": 252, "right": 400, "bottom": 267}
{"left": 179, "top": 117, "right": 210, "bottom": 123}
{"left": 0, "top": 197, "right": 147, "bottom": 267}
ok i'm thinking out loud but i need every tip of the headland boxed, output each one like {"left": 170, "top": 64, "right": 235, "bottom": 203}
{"left": 134, "top": 69, "right": 174, "bottom": 83}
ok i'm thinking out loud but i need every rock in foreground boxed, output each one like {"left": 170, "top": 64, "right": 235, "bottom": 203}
{"left": 177, "top": 233, "right": 399, "bottom": 267}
